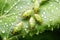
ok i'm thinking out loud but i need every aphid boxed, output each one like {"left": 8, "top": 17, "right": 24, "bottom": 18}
{"left": 13, "top": 22, "right": 23, "bottom": 34}
{"left": 29, "top": 17, "right": 36, "bottom": 29}
{"left": 34, "top": 14, "right": 42, "bottom": 23}
{"left": 33, "top": 0, "right": 40, "bottom": 13}
{"left": 22, "top": 10, "right": 33, "bottom": 18}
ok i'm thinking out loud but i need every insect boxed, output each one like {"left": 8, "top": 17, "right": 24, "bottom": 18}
{"left": 22, "top": 10, "right": 33, "bottom": 18}
{"left": 33, "top": 0, "right": 40, "bottom": 13}
{"left": 34, "top": 14, "right": 42, "bottom": 23}
{"left": 29, "top": 17, "right": 36, "bottom": 29}
{"left": 13, "top": 22, "right": 23, "bottom": 34}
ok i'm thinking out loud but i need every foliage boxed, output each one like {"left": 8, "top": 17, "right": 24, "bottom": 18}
{"left": 0, "top": 0, "right": 60, "bottom": 40}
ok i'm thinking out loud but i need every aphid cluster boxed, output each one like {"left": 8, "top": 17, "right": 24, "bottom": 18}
{"left": 0, "top": 0, "right": 60, "bottom": 40}
{"left": 13, "top": 0, "right": 42, "bottom": 35}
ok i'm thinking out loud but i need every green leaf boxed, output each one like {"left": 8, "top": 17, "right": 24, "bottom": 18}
{"left": 0, "top": 0, "right": 60, "bottom": 40}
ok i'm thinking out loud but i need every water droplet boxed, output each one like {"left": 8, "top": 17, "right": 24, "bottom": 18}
{"left": 4, "top": 10, "right": 8, "bottom": 13}
{"left": 51, "top": 10, "right": 54, "bottom": 13}
{"left": 59, "top": 2, "right": 60, "bottom": 4}
{"left": 22, "top": 36, "right": 25, "bottom": 38}
{"left": 16, "top": 6, "right": 18, "bottom": 8}
{"left": 11, "top": 23, "right": 14, "bottom": 25}
{"left": 27, "top": 3, "right": 30, "bottom": 5}
{"left": 26, "top": 26, "right": 28, "bottom": 28}
{"left": 50, "top": 4, "right": 53, "bottom": 7}
{"left": 41, "top": 14, "right": 44, "bottom": 17}
{"left": 50, "top": 19, "right": 52, "bottom": 21}
{"left": 19, "top": 14, "right": 21, "bottom": 16}
{"left": 5, "top": 23, "right": 7, "bottom": 25}
{"left": 2, "top": 30, "right": 5, "bottom": 33}
{"left": 13, "top": 13, "right": 16, "bottom": 15}
{"left": 44, "top": 16, "right": 47, "bottom": 19}
{"left": 10, "top": 7, "right": 13, "bottom": 9}
{"left": 48, "top": 24, "right": 50, "bottom": 27}
{"left": 43, "top": 12, "right": 45, "bottom": 15}
{"left": 26, "top": 31, "right": 29, "bottom": 33}
{"left": 25, "top": 29, "right": 29, "bottom": 33}
{"left": 20, "top": 7, "right": 23, "bottom": 9}
{"left": 32, "top": 0, "right": 35, "bottom": 2}
{"left": 56, "top": 7, "right": 58, "bottom": 10}
{"left": 48, "top": 7, "right": 50, "bottom": 9}
{"left": 4, "top": 26, "right": 5, "bottom": 27}
{"left": 3, "top": 37, "right": 7, "bottom": 40}
{"left": 0, "top": 20, "right": 2, "bottom": 22}
{"left": 16, "top": 16, "right": 18, "bottom": 18}
{"left": 6, "top": 24, "right": 8, "bottom": 27}
{"left": 15, "top": 3, "right": 16, "bottom": 5}
{"left": 25, "top": 29, "right": 27, "bottom": 31}
{"left": 56, "top": 0, "right": 59, "bottom": 2}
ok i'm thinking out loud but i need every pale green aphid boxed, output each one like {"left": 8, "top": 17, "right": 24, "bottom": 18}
{"left": 13, "top": 22, "right": 23, "bottom": 34}
{"left": 33, "top": 0, "right": 40, "bottom": 13}
{"left": 34, "top": 14, "right": 42, "bottom": 23}
{"left": 33, "top": 0, "right": 47, "bottom": 13}
{"left": 22, "top": 10, "right": 33, "bottom": 18}
{"left": 29, "top": 17, "right": 36, "bottom": 29}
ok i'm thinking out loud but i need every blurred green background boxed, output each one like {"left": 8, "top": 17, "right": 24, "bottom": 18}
{"left": 17, "top": 28, "right": 60, "bottom": 40}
